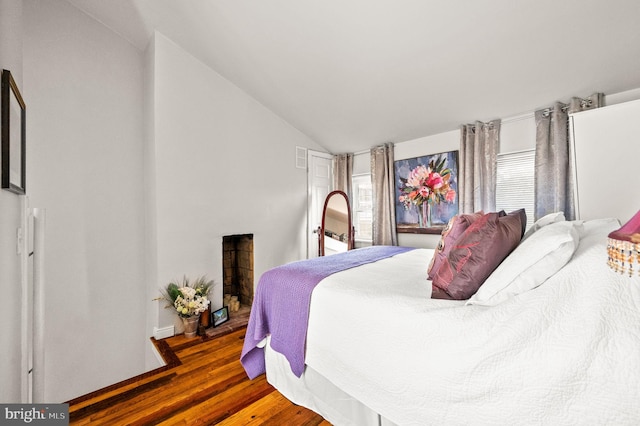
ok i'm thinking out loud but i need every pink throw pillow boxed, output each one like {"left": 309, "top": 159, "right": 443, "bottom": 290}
{"left": 432, "top": 209, "right": 525, "bottom": 300}
{"left": 427, "top": 212, "right": 484, "bottom": 280}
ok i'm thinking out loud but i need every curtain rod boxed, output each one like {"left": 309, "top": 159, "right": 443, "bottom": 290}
{"left": 540, "top": 105, "right": 569, "bottom": 117}
{"left": 540, "top": 97, "right": 593, "bottom": 117}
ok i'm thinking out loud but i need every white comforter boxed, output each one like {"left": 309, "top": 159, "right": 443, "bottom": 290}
{"left": 304, "top": 223, "right": 640, "bottom": 425}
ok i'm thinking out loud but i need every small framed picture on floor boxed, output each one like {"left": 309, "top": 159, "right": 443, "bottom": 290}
{"left": 211, "top": 306, "right": 229, "bottom": 327}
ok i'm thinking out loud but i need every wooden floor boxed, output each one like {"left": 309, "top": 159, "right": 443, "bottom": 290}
{"left": 67, "top": 319, "right": 330, "bottom": 425}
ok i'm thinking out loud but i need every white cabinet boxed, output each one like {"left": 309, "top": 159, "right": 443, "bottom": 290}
{"left": 570, "top": 99, "right": 640, "bottom": 223}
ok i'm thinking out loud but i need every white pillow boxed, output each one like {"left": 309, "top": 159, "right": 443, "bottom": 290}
{"left": 521, "top": 211, "right": 565, "bottom": 241}
{"left": 581, "top": 217, "right": 620, "bottom": 238}
{"left": 466, "top": 220, "right": 579, "bottom": 306}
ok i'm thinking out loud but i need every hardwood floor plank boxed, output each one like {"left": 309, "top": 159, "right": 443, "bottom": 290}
{"left": 155, "top": 375, "right": 275, "bottom": 425}
{"left": 69, "top": 373, "right": 177, "bottom": 422}
{"left": 68, "top": 325, "right": 327, "bottom": 425}
{"left": 267, "top": 405, "right": 326, "bottom": 426}
{"left": 216, "top": 391, "right": 298, "bottom": 425}
{"left": 82, "top": 367, "right": 250, "bottom": 425}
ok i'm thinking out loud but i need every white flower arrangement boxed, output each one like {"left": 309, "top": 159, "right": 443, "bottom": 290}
{"left": 173, "top": 287, "right": 209, "bottom": 318}
{"left": 156, "top": 275, "right": 213, "bottom": 318}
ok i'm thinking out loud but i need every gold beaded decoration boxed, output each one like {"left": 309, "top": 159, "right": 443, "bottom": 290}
{"left": 607, "top": 237, "right": 640, "bottom": 277}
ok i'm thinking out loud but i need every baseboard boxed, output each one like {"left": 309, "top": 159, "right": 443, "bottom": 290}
{"left": 153, "top": 325, "right": 175, "bottom": 340}
{"left": 150, "top": 340, "right": 166, "bottom": 368}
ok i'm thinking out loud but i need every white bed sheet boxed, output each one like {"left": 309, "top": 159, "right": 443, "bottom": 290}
{"left": 299, "top": 225, "right": 640, "bottom": 425}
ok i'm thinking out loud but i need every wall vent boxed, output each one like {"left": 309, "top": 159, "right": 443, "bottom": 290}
{"left": 296, "top": 146, "right": 307, "bottom": 169}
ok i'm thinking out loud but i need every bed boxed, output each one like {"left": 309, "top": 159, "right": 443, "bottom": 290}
{"left": 240, "top": 215, "right": 640, "bottom": 425}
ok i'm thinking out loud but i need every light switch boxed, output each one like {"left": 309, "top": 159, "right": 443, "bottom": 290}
{"left": 16, "top": 227, "right": 23, "bottom": 255}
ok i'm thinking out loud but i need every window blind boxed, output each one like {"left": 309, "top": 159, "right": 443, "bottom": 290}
{"left": 352, "top": 174, "right": 373, "bottom": 242}
{"left": 496, "top": 149, "right": 535, "bottom": 230}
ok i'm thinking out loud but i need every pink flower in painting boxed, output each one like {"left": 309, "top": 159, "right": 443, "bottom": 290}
{"left": 426, "top": 172, "right": 443, "bottom": 189}
{"left": 398, "top": 156, "right": 456, "bottom": 212}
{"left": 406, "top": 165, "right": 430, "bottom": 187}
{"left": 445, "top": 189, "right": 456, "bottom": 203}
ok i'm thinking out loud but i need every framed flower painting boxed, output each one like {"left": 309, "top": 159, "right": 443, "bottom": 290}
{"left": 394, "top": 150, "right": 459, "bottom": 234}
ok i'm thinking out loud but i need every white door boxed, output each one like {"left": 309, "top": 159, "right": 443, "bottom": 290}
{"left": 307, "top": 151, "right": 333, "bottom": 258}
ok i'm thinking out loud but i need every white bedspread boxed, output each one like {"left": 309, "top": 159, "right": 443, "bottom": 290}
{"left": 304, "top": 224, "right": 640, "bottom": 425}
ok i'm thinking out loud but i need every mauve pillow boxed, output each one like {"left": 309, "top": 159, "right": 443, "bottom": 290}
{"left": 427, "top": 212, "right": 484, "bottom": 280}
{"left": 431, "top": 283, "right": 456, "bottom": 300}
{"left": 432, "top": 210, "right": 525, "bottom": 300}
{"left": 509, "top": 208, "right": 527, "bottom": 239}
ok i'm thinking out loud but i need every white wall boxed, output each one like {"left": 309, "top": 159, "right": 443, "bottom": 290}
{"left": 143, "top": 30, "right": 160, "bottom": 372}
{"left": 0, "top": 0, "right": 25, "bottom": 404}
{"left": 23, "top": 0, "right": 146, "bottom": 402}
{"left": 147, "top": 32, "right": 325, "bottom": 354}
{"left": 18, "top": 1, "right": 324, "bottom": 401}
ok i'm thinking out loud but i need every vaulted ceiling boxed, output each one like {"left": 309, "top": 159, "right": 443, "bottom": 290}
{"left": 66, "top": 0, "right": 640, "bottom": 153}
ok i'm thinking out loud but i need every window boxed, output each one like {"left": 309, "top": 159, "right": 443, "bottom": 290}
{"left": 495, "top": 149, "right": 535, "bottom": 230}
{"left": 352, "top": 174, "right": 373, "bottom": 242}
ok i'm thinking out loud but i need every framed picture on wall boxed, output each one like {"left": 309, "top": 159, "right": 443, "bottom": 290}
{"left": 1, "top": 69, "right": 26, "bottom": 195}
{"left": 394, "top": 150, "right": 459, "bottom": 234}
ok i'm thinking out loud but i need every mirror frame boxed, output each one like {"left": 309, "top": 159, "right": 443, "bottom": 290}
{"left": 319, "top": 190, "right": 354, "bottom": 256}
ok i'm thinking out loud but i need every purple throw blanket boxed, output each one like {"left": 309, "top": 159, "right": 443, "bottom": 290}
{"left": 240, "top": 245, "right": 413, "bottom": 379}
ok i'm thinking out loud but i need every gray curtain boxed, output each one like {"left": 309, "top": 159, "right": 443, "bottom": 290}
{"left": 534, "top": 93, "right": 603, "bottom": 220}
{"left": 370, "top": 143, "right": 397, "bottom": 246}
{"left": 333, "top": 153, "right": 353, "bottom": 201}
{"left": 459, "top": 119, "right": 501, "bottom": 213}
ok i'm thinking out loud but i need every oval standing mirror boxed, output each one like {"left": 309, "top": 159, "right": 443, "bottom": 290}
{"left": 320, "top": 190, "right": 354, "bottom": 256}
